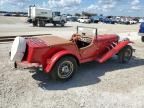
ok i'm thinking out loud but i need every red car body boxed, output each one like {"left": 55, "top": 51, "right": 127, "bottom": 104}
{"left": 18, "top": 35, "right": 131, "bottom": 70}
{"left": 13, "top": 26, "right": 133, "bottom": 80}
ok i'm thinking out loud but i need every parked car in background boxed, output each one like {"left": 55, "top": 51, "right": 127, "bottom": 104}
{"left": 129, "top": 19, "right": 137, "bottom": 24}
{"left": 4, "top": 13, "right": 12, "bottom": 16}
{"left": 121, "top": 18, "right": 130, "bottom": 24}
{"left": 77, "top": 17, "right": 91, "bottom": 23}
{"left": 103, "top": 18, "right": 116, "bottom": 24}
{"left": 133, "top": 18, "right": 139, "bottom": 23}
{"left": 67, "top": 16, "right": 78, "bottom": 22}
{"left": 120, "top": 18, "right": 138, "bottom": 25}
{"left": 139, "top": 22, "right": 144, "bottom": 42}
{"left": 98, "top": 16, "right": 106, "bottom": 22}
{"left": 90, "top": 16, "right": 99, "bottom": 23}
{"left": 139, "top": 18, "right": 144, "bottom": 23}
{"left": 115, "top": 17, "right": 121, "bottom": 24}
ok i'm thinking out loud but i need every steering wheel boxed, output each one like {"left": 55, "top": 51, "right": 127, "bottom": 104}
{"left": 80, "top": 36, "right": 92, "bottom": 43}
{"left": 71, "top": 33, "right": 92, "bottom": 43}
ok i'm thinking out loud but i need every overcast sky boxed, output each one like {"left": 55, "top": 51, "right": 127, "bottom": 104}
{"left": 0, "top": 0, "right": 144, "bottom": 16}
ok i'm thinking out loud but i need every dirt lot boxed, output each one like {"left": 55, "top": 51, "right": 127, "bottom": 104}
{"left": 0, "top": 17, "right": 144, "bottom": 108}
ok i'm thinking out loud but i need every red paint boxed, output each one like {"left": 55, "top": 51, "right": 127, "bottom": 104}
{"left": 18, "top": 34, "right": 133, "bottom": 73}
{"left": 44, "top": 50, "right": 79, "bottom": 72}
{"left": 96, "top": 40, "right": 131, "bottom": 63}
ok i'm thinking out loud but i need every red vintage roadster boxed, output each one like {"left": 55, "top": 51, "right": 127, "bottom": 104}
{"left": 10, "top": 26, "right": 134, "bottom": 80}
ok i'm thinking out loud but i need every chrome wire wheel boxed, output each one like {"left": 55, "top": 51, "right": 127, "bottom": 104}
{"left": 58, "top": 61, "right": 74, "bottom": 79}
{"left": 51, "top": 56, "right": 78, "bottom": 81}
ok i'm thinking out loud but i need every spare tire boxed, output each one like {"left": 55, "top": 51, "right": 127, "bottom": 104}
{"left": 10, "top": 37, "right": 26, "bottom": 62}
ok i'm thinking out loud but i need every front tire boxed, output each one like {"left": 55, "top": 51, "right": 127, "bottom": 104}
{"left": 118, "top": 45, "right": 133, "bottom": 63}
{"left": 141, "top": 36, "right": 144, "bottom": 42}
{"left": 51, "top": 56, "right": 77, "bottom": 81}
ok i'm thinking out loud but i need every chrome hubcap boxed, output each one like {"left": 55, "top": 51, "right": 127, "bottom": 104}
{"left": 58, "top": 61, "right": 74, "bottom": 79}
{"left": 62, "top": 66, "right": 69, "bottom": 73}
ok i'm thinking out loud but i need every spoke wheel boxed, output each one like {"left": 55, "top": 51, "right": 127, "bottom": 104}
{"left": 51, "top": 56, "right": 77, "bottom": 81}
{"left": 58, "top": 61, "right": 74, "bottom": 79}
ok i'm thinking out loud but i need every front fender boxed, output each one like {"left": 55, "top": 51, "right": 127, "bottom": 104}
{"left": 115, "top": 40, "right": 133, "bottom": 51}
{"left": 97, "top": 40, "right": 133, "bottom": 63}
{"left": 44, "top": 50, "right": 78, "bottom": 73}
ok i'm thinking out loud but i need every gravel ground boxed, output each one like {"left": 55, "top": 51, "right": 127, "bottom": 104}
{"left": 0, "top": 17, "right": 144, "bottom": 108}
{"left": 0, "top": 16, "right": 27, "bottom": 24}
{"left": 0, "top": 16, "right": 139, "bottom": 38}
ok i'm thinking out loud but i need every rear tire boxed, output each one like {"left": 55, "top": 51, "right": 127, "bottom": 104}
{"left": 41, "top": 20, "right": 45, "bottom": 27}
{"left": 118, "top": 45, "right": 133, "bottom": 63}
{"left": 53, "top": 23, "right": 56, "bottom": 27}
{"left": 38, "top": 20, "right": 43, "bottom": 27}
{"left": 141, "top": 36, "right": 144, "bottom": 42}
{"left": 51, "top": 56, "right": 77, "bottom": 81}
{"left": 33, "top": 21, "right": 37, "bottom": 27}
{"left": 60, "top": 20, "right": 65, "bottom": 27}
{"left": 37, "top": 20, "right": 41, "bottom": 27}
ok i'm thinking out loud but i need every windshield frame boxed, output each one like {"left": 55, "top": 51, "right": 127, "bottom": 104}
{"left": 76, "top": 26, "right": 98, "bottom": 39}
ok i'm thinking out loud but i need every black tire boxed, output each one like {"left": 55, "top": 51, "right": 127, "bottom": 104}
{"left": 141, "top": 36, "right": 144, "bottom": 42}
{"left": 118, "top": 45, "right": 133, "bottom": 63}
{"left": 39, "top": 21, "right": 43, "bottom": 27}
{"left": 51, "top": 56, "right": 78, "bottom": 81}
{"left": 60, "top": 20, "right": 65, "bottom": 27}
{"left": 94, "top": 20, "right": 99, "bottom": 23}
{"left": 37, "top": 20, "right": 40, "bottom": 27}
{"left": 38, "top": 20, "right": 43, "bottom": 27}
{"left": 53, "top": 23, "right": 56, "bottom": 27}
{"left": 41, "top": 20, "right": 45, "bottom": 27}
{"left": 33, "top": 21, "right": 37, "bottom": 27}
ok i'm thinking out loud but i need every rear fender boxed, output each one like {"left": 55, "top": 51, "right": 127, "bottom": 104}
{"left": 44, "top": 50, "right": 79, "bottom": 73}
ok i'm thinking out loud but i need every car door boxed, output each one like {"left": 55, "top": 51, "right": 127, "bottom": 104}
{"left": 79, "top": 38, "right": 99, "bottom": 59}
